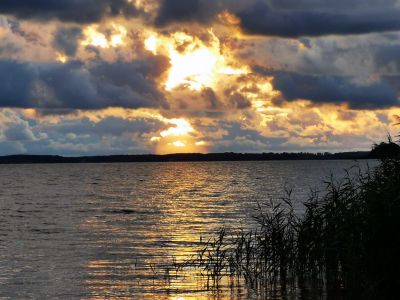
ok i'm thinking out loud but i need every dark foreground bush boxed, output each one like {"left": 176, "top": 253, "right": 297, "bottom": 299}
{"left": 188, "top": 157, "right": 400, "bottom": 299}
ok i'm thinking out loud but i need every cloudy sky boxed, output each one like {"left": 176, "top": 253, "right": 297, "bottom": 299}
{"left": 1, "top": 0, "right": 400, "bottom": 155}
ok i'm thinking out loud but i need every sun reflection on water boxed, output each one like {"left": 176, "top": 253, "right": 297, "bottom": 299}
{"left": 80, "top": 163, "right": 256, "bottom": 299}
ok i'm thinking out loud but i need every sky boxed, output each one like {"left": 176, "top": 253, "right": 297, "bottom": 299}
{"left": 1, "top": 0, "right": 400, "bottom": 156}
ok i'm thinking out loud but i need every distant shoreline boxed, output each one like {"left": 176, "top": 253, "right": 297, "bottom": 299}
{"left": 0, "top": 152, "right": 373, "bottom": 164}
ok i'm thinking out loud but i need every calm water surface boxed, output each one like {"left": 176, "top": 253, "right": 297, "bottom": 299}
{"left": 0, "top": 160, "right": 376, "bottom": 299}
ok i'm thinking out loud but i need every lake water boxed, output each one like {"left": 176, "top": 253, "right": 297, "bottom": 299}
{"left": 0, "top": 160, "right": 377, "bottom": 299}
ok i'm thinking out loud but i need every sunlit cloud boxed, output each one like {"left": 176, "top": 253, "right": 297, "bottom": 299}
{"left": 217, "top": 10, "right": 241, "bottom": 26}
{"left": 55, "top": 52, "right": 68, "bottom": 63}
{"left": 144, "top": 34, "right": 158, "bottom": 55}
{"left": 160, "top": 118, "right": 194, "bottom": 138}
{"left": 81, "top": 24, "right": 127, "bottom": 49}
{"left": 2, "top": 1, "right": 400, "bottom": 155}
{"left": 82, "top": 25, "right": 108, "bottom": 48}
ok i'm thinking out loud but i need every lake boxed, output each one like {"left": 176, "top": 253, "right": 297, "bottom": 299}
{"left": 0, "top": 160, "right": 377, "bottom": 299}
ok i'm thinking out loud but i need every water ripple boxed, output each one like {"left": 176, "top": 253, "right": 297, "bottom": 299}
{"left": 0, "top": 160, "right": 375, "bottom": 299}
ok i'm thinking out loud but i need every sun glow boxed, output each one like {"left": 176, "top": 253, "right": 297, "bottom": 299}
{"left": 171, "top": 141, "right": 186, "bottom": 147}
{"left": 166, "top": 31, "right": 249, "bottom": 91}
{"left": 151, "top": 118, "right": 208, "bottom": 154}
{"left": 144, "top": 31, "right": 248, "bottom": 91}
{"left": 160, "top": 118, "right": 194, "bottom": 138}
{"left": 166, "top": 46, "right": 218, "bottom": 91}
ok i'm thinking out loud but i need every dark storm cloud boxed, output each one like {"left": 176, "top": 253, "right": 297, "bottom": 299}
{"left": 155, "top": 0, "right": 216, "bottom": 26}
{"left": 373, "top": 44, "right": 400, "bottom": 74}
{"left": 238, "top": 2, "right": 400, "bottom": 37}
{"left": 0, "top": 0, "right": 140, "bottom": 23}
{"left": 46, "top": 116, "right": 163, "bottom": 137}
{"left": 155, "top": 0, "right": 400, "bottom": 37}
{"left": 267, "top": 0, "right": 400, "bottom": 11}
{"left": 0, "top": 61, "right": 36, "bottom": 106}
{"left": 53, "top": 27, "right": 83, "bottom": 56}
{"left": 0, "top": 56, "right": 170, "bottom": 110}
{"left": 269, "top": 71, "right": 399, "bottom": 109}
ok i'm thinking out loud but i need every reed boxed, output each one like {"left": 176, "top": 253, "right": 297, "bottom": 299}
{"left": 185, "top": 154, "right": 400, "bottom": 299}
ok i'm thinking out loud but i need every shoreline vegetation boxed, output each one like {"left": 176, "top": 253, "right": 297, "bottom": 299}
{"left": 166, "top": 140, "right": 400, "bottom": 299}
{"left": 0, "top": 151, "right": 373, "bottom": 164}
{"left": 2, "top": 140, "right": 400, "bottom": 164}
